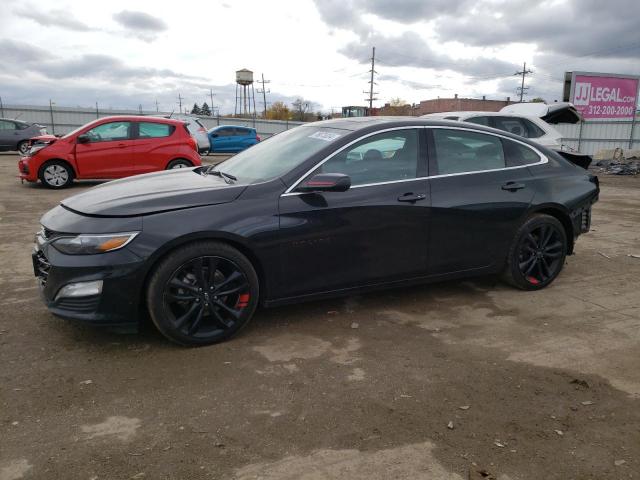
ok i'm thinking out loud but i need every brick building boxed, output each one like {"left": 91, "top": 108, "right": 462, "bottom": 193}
{"left": 416, "top": 95, "right": 513, "bottom": 115}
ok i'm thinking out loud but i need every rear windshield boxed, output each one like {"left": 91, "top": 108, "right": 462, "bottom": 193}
{"left": 214, "top": 126, "right": 346, "bottom": 183}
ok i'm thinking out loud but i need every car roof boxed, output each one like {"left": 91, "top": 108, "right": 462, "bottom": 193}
{"left": 92, "top": 115, "right": 185, "bottom": 125}
{"left": 301, "top": 116, "right": 548, "bottom": 150}
{"left": 422, "top": 111, "right": 542, "bottom": 121}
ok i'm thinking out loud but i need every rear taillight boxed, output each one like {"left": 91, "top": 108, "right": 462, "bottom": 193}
{"left": 198, "top": 127, "right": 207, "bottom": 133}
{"left": 256, "top": 135, "right": 261, "bottom": 142}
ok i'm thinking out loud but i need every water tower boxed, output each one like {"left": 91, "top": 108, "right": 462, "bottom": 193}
{"left": 234, "top": 69, "right": 257, "bottom": 117}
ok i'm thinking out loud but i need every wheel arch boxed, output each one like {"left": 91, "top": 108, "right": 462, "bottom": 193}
{"left": 38, "top": 158, "right": 76, "bottom": 180}
{"left": 528, "top": 204, "right": 575, "bottom": 254}
{"left": 139, "top": 232, "right": 267, "bottom": 314}
{"left": 165, "top": 157, "right": 194, "bottom": 169}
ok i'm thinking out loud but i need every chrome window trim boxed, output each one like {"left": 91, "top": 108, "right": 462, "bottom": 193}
{"left": 281, "top": 125, "right": 547, "bottom": 197}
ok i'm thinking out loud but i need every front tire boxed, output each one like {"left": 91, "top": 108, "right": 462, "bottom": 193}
{"left": 39, "top": 161, "right": 73, "bottom": 189}
{"left": 166, "top": 159, "right": 192, "bottom": 170}
{"left": 503, "top": 214, "right": 567, "bottom": 290}
{"left": 17, "top": 141, "right": 30, "bottom": 155}
{"left": 146, "top": 241, "right": 259, "bottom": 346}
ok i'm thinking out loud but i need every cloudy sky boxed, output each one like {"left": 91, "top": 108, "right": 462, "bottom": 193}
{"left": 0, "top": 0, "right": 638, "bottom": 114}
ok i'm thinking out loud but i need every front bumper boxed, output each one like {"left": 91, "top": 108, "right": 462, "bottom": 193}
{"left": 18, "top": 157, "right": 36, "bottom": 181}
{"left": 33, "top": 230, "right": 146, "bottom": 325}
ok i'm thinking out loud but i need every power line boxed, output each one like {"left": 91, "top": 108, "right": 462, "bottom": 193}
{"left": 515, "top": 62, "right": 533, "bottom": 102}
{"left": 257, "top": 73, "right": 271, "bottom": 118}
{"left": 363, "top": 46, "right": 378, "bottom": 112}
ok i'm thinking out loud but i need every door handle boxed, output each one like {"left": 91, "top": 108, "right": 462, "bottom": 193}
{"left": 502, "top": 182, "right": 526, "bottom": 191}
{"left": 397, "top": 193, "right": 426, "bottom": 203}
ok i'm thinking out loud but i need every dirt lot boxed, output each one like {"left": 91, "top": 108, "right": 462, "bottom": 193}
{"left": 1, "top": 153, "right": 639, "bottom": 480}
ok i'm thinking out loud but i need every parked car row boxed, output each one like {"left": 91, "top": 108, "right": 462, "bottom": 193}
{"left": 0, "top": 118, "right": 47, "bottom": 155}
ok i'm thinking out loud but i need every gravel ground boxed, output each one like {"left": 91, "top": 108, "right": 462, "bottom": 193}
{"left": 1, "top": 154, "right": 639, "bottom": 480}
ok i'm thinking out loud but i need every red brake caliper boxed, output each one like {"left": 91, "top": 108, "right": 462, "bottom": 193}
{"left": 235, "top": 293, "right": 250, "bottom": 308}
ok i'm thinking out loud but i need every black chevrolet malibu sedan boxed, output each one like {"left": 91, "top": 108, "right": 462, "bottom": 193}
{"left": 34, "top": 118, "right": 599, "bottom": 346}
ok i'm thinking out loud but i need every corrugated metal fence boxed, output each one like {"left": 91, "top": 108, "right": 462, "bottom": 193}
{"left": 554, "top": 120, "right": 640, "bottom": 156}
{"left": 1, "top": 104, "right": 638, "bottom": 156}
{"left": 0, "top": 104, "right": 304, "bottom": 138}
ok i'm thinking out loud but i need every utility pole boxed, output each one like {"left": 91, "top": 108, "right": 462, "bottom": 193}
{"left": 177, "top": 93, "right": 183, "bottom": 113}
{"left": 514, "top": 62, "right": 533, "bottom": 103}
{"left": 0, "top": 96, "right": 4, "bottom": 117}
{"left": 95, "top": 101, "right": 99, "bottom": 119}
{"left": 363, "top": 46, "right": 378, "bottom": 114}
{"left": 155, "top": 99, "right": 159, "bottom": 112}
{"left": 257, "top": 73, "right": 271, "bottom": 118}
{"left": 49, "top": 99, "right": 55, "bottom": 135}
{"left": 209, "top": 88, "right": 216, "bottom": 116}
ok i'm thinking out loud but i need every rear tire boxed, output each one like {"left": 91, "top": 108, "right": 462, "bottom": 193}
{"left": 39, "top": 161, "right": 73, "bottom": 189}
{"left": 502, "top": 214, "right": 567, "bottom": 290}
{"left": 146, "top": 241, "right": 259, "bottom": 346}
{"left": 166, "top": 159, "right": 192, "bottom": 170}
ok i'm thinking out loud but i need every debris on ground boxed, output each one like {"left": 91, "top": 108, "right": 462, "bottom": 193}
{"left": 570, "top": 378, "right": 590, "bottom": 389}
{"left": 447, "top": 421, "right": 454, "bottom": 429}
{"left": 469, "top": 467, "right": 497, "bottom": 479}
{"left": 494, "top": 440, "right": 505, "bottom": 448}
{"left": 350, "top": 322, "right": 359, "bottom": 329}
{"left": 459, "top": 405, "right": 471, "bottom": 410}
{"left": 592, "top": 158, "right": 640, "bottom": 175}
{"left": 555, "top": 429, "right": 564, "bottom": 436}
{"left": 614, "top": 459, "right": 627, "bottom": 466}
{"left": 628, "top": 254, "right": 640, "bottom": 259}
{"left": 597, "top": 252, "right": 611, "bottom": 259}
{"left": 581, "top": 400, "right": 595, "bottom": 406}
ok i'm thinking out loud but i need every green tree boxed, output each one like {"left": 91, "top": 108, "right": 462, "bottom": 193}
{"left": 530, "top": 97, "right": 546, "bottom": 103}
{"left": 190, "top": 103, "right": 201, "bottom": 115}
{"left": 201, "top": 102, "right": 211, "bottom": 116}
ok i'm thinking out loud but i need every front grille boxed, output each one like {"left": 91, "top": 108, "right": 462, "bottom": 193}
{"left": 34, "top": 250, "right": 51, "bottom": 286}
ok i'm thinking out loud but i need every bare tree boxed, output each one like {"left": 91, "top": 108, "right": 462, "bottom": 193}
{"left": 292, "top": 98, "right": 310, "bottom": 121}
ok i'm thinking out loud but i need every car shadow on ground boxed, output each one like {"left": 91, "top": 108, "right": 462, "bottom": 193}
{"left": 50, "top": 275, "right": 503, "bottom": 349}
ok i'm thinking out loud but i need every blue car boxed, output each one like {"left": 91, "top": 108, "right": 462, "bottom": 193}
{"left": 208, "top": 125, "right": 260, "bottom": 153}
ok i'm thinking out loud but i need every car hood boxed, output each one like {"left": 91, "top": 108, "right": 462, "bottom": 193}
{"left": 61, "top": 168, "right": 246, "bottom": 217}
{"left": 30, "top": 134, "right": 58, "bottom": 143}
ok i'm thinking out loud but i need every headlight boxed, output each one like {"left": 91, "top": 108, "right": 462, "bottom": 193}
{"left": 28, "top": 144, "right": 48, "bottom": 155}
{"left": 51, "top": 232, "right": 139, "bottom": 255}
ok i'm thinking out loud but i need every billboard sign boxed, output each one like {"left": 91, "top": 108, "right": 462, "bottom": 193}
{"left": 566, "top": 72, "right": 639, "bottom": 120}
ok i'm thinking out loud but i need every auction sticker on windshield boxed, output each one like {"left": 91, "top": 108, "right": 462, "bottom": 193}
{"left": 309, "top": 131, "right": 341, "bottom": 142}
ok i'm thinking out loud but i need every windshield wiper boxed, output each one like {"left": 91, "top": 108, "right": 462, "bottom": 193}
{"left": 204, "top": 166, "right": 237, "bottom": 183}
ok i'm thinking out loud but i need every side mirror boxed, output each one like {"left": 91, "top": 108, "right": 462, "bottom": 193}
{"left": 77, "top": 134, "right": 90, "bottom": 144}
{"left": 297, "top": 173, "right": 351, "bottom": 193}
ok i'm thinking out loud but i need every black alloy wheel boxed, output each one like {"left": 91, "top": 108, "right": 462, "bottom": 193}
{"left": 503, "top": 214, "right": 567, "bottom": 290}
{"left": 147, "top": 242, "right": 258, "bottom": 346}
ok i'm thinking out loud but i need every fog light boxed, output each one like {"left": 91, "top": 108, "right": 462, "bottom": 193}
{"left": 55, "top": 280, "right": 103, "bottom": 300}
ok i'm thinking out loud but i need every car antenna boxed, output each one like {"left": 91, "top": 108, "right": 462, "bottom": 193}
{"left": 168, "top": 109, "right": 175, "bottom": 118}
{"left": 12, "top": 112, "right": 23, "bottom": 120}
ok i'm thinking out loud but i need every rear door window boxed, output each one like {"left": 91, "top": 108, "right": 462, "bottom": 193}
{"left": 138, "top": 122, "right": 174, "bottom": 138}
{"left": 0, "top": 120, "right": 16, "bottom": 130}
{"left": 502, "top": 139, "right": 542, "bottom": 167}
{"left": 216, "top": 128, "right": 235, "bottom": 137}
{"left": 492, "top": 116, "right": 530, "bottom": 138}
{"left": 432, "top": 129, "right": 505, "bottom": 175}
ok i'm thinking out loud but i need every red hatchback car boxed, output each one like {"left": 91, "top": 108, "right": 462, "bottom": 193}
{"left": 18, "top": 116, "right": 202, "bottom": 188}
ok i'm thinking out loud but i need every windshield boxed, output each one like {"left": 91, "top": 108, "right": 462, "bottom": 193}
{"left": 214, "top": 126, "right": 347, "bottom": 183}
